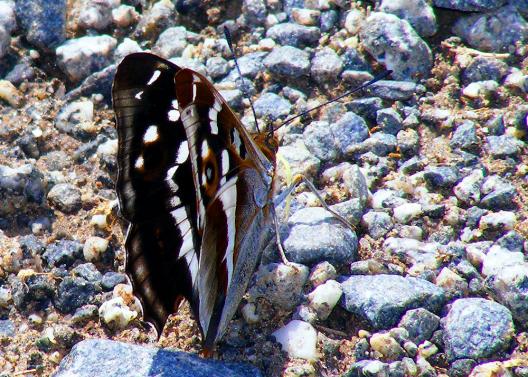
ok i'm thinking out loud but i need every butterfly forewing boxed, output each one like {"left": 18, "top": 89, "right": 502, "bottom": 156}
{"left": 114, "top": 52, "right": 276, "bottom": 349}
{"left": 113, "top": 53, "right": 202, "bottom": 333}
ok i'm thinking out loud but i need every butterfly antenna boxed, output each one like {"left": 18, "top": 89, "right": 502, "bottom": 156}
{"left": 271, "top": 70, "right": 393, "bottom": 136}
{"left": 224, "top": 26, "right": 261, "bottom": 134}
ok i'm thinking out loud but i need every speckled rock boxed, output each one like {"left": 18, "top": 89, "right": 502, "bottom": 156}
{"left": 263, "top": 45, "right": 310, "bottom": 77}
{"left": 340, "top": 274, "right": 445, "bottom": 329}
{"left": 254, "top": 92, "right": 291, "bottom": 120}
{"left": 310, "top": 47, "right": 343, "bottom": 83}
{"left": 434, "top": 0, "right": 506, "bottom": 12}
{"left": 54, "top": 339, "right": 262, "bottom": 377}
{"left": 443, "top": 298, "right": 514, "bottom": 361}
{"left": 282, "top": 207, "right": 358, "bottom": 266}
{"left": 398, "top": 308, "right": 440, "bottom": 345}
{"left": 56, "top": 35, "right": 117, "bottom": 82}
{"left": 47, "top": 183, "right": 82, "bottom": 214}
{"left": 248, "top": 263, "right": 309, "bottom": 310}
{"left": 360, "top": 12, "right": 432, "bottom": 81}
{"left": 15, "top": 0, "right": 66, "bottom": 50}
{"left": 266, "top": 22, "right": 320, "bottom": 47}
{"left": 453, "top": 5, "right": 528, "bottom": 52}
{"left": 379, "top": 0, "right": 437, "bottom": 37}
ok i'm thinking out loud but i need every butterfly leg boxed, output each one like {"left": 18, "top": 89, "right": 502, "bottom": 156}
{"left": 272, "top": 206, "right": 291, "bottom": 265}
{"left": 275, "top": 174, "right": 355, "bottom": 232}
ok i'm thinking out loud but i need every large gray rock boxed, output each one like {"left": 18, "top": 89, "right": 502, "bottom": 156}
{"left": 340, "top": 274, "right": 445, "bottom": 329}
{"left": 54, "top": 339, "right": 263, "bottom": 377}
{"left": 360, "top": 12, "right": 432, "bottom": 81}
{"left": 443, "top": 298, "right": 514, "bottom": 361}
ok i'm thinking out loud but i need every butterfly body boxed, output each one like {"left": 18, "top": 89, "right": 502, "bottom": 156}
{"left": 113, "top": 52, "right": 277, "bottom": 349}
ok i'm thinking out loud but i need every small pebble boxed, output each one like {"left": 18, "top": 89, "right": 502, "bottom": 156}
{"left": 98, "top": 297, "right": 137, "bottom": 330}
{"left": 83, "top": 236, "right": 109, "bottom": 262}
{"left": 272, "top": 320, "right": 318, "bottom": 361}
{"left": 306, "top": 280, "right": 342, "bottom": 320}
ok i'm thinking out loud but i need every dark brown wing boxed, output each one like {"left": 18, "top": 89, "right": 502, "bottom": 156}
{"left": 113, "top": 53, "right": 201, "bottom": 334}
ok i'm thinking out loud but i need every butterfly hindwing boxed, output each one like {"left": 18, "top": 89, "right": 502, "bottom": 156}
{"left": 113, "top": 53, "right": 202, "bottom": 333}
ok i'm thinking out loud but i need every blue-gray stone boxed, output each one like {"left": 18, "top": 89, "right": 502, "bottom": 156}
{"left": 376, "top": 108, "right": 403, "bottom": 135}
{"left": 496, "top": 231, "right": 524, "bottom": 253}
{"left": 26, "top": 274, "right": 55, "bottom": 303}
{"left": 423, "top": 166, "right": 460, "bottom": 189}
{"left": 399, "top": 156, "right": 426, "bottom": 175}
{"left": 54, "top": 339, "right": 263, "bottom": 377}
{"left": 19, "top": 235, "right": 45, "bottom": 258}
{"left": 56, "top": 35, "right": 117, "bottom": 83}
{"left": 54, "top": 276, "right": 100, "bottom": 314}
{"left": 266, "top": 22, "right": 320, "bottom": 47}
{"left": 254, "top": 92, "right": 291, "bottom": 120}
{"left": 15, "top": 0, "right": 66, "bottom": 50}
{"left": 235, "top": 51, "right": 267, "bottom": 79}
{"left": 480, "top": 183, "right": 516, "bottom": 210}
{"left": 367, "top": 81, "right": 421, "bottom": 101}
{"left": 443, "top": 298, "right": 514, "bottom": 361}
{"left": 72, "top": 263, "right": 103, "bottom": 284}
{"left": 485, "top": 114, "right": 505, "bottom": 135}
{"left": 465, "top": 206, "right": 488, "bottom": 228}
{"left": 485, "top": 135, "right": 522, "bottom": 158}
{"left": 462, "top": 56, "right": 509, "bottom": 84}
{"left": 282, "top": 207, "right": 358, "bottom": 267}
{"left": 218, "top": 89, "right": 243, "bottom": 110}
{"left": 63, "top": 64, "right": 117, "bottom": 104}
{"left": 331, "top": 112, "right": 370, "bottom": 155}
{"left": 433, "top": 0, "right": 506, "bottom": 11}
{"left": 263, "top": 46, "right": 310, "bottom": 77}
{"left": 310, "top": 47, "right": 343, "bottom": 83}
{"left": 101, "top": 272, "right": 128, "bottom": 291}
{"left": 0, "top": 320, "right": 15, "bottom": 337}
{"left": 342, "top": 48, "right": 370, "bottom": 72}
{"left": 242, "top": 0, "right": 267, "bottom": 25}
{"left": 205, "top": 56, "right": 230, "bottom": 79}
{"left": 43, "top": 240, "right": 83, "bottom": 268}
{"left": 340, "top": 274, "right": 445, "bottom": 329}
{"left": 5, "top": 59, "right": 37, "bottom": 86}
{"left": 360, "top": 12, "right": 432, "bottom": 81}
{"left": 320, "top": 10, "right": 338, "bottom": 32}
{"left": 303, "top": 121, "right": 337, "bottom": 162}
{"left": 449, "top": 359, "right": 477, "bottom": 377}
{"left": 347, "top": 97, "right": 383, "bottom": 121}
{"left": 47, "top": 183, "right": 82, "bottom": 213}
{"left": 360, "top": 132, "right": 398, "bottom": 157}
{"left": 453, "top": 5, "right": 528, "bottom": 52}
{"left": 153, "top": 26, "right": 188, "bottom": 58}
{"left": 450, "top": 121, "right": 479, "bottom": 151}
{"left": 361, "top": 211, "right": 393, "bottom": 239}
{"left": 379, "top": 0, "right": 437, "bottom": 37}
{"left": 398, "top": 308, "right": 440, "bottom": 345}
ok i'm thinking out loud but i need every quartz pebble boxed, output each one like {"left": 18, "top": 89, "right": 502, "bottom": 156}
{"left": 272, "top": 320, "right": 318, "bottom": 361}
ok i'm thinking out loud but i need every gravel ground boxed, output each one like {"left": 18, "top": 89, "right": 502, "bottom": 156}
{"left": 1, "top": 0, "right": 528, "bottom": 376}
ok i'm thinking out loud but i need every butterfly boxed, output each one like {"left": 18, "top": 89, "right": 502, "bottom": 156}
{"left": 112, "top": 52, "right": 279, "bottom": 351}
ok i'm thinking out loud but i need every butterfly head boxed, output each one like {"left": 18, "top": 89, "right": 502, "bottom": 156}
{"left": 253, "top": 128, "right": 279, "bottom": 164}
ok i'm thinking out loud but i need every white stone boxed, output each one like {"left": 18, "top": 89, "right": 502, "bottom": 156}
{"left": 241, "top": 302, "right": 259, "bottom": 324}
{"left": 307, "top": 280, "right": 342, "bottom": 320}
{"left": 114, "top": 38, "right": 142, "bottom": 61}
{"left": 481, "top": 245, "right": 525, "bottom": 277}
{"left": 453, "top": 169, "right": 484, "bottom": 204}
{"left": 97, "top": 139, "right": 118, "bottom": 158}
{"left": 462, "top": 80, "right": 499, "bottom": 98}
{"left": 272, "top": 320, "right": 318, "bottom": 361}
{"left": 0, "top": 79, "right": 22, "bottom": 107}
{"left": 112, "top": 5, "right": 139, "bottom": 28}
{"left": 90, "top": 214, "right": 109, "bottom": 229}
{"left": 83, "top": 236, "right": 109, "bottom": 262}
{"left": 0, "top": 286, "right": 11, "bottom": 307}
{"left": 344, "top": 9, "right": 363, "bottom": 34}
{"left": 479, "top": 211, "right": 517, "bottom": 231}
{"left": 99, "top": 297, "right": 137, "bottom": 330}
{"left": 393, "top": 202, "right": 422, "bottom": 224}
